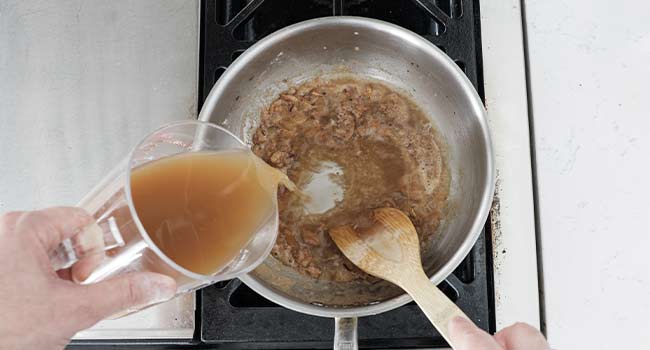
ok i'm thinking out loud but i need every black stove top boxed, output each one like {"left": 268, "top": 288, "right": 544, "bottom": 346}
{"left": 198, "top": 0, "right": 493, "bottom": 349}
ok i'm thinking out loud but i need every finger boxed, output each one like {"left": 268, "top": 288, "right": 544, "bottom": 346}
{"left": 0, "top": 211, "right": 25, "bottom": 230}
{"left": 71, "top": 252, "right": 105, "bottom": 283}
{"left": 69, "top": 272, "right": 176, "bottom": 329}
{"left": 494, "top": 334, "right": 508, "bottom": 348}
{"left": 494, "top": 322, "right": 550, "bottom": 350}
{"left": 70, "top": 222, "right": 106, "bottom": 282}
{"left": 19, "top": 207, "right": 94, "bottom": 250}
{"left": 56, "top": 268, "right": 72, "bottom": 280}
{"left": 448, "top": 316, "right": 503, "bottom": 350}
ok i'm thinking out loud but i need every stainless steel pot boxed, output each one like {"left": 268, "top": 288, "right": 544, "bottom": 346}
{"left": 198, "top": 17, "right": 494, "bottom": 349}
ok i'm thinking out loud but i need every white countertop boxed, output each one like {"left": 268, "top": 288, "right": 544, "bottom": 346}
{"left": 524, "top": 0, "right": 650, "bottom": 348}
{"left": 0, "top": 0, "right": 198, "bottom": 211}
{"left": 0, "top": 0, "right": 199, "bottom": 339}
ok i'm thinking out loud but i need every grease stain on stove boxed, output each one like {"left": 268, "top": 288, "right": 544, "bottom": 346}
{"left": 490, "top": 173, "right": 503, "bottom": 306}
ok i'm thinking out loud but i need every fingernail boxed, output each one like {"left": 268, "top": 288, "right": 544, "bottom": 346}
{"left": 107, "top": 274, "right": 177, "bottom": 320}
{"left": 112, "top": 275, "right": 175, "bottom": 319}
{"left": 141, "top": 274, "right": 177, "bottom": 305}
{"left": 448, "top": 316, "right": 471, "bottom": 333}
{"left": 451, "top": 316, "right": 470, "bottom": 324}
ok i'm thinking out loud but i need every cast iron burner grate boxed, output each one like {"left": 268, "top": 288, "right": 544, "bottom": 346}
{"left": 199, "top": 0, "right": 482, "bottom": 102}
{"left": 199, "top": 0, "right": 492, "bottom": 348}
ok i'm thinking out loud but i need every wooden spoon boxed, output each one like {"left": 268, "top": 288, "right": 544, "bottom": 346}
{"left": 329, "top": 207, "right": 470, "bottom": 348}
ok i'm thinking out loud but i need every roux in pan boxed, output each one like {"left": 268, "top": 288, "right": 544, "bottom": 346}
{"left": 252, "top": 77, "right": 450, "bottom": 283}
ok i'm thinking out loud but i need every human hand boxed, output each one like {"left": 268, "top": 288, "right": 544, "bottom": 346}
{"left": 0, "top": 207, "right": 177, "bottom": 350}
{"left": 449, "top": 316, "right": 550, "bottom": 350}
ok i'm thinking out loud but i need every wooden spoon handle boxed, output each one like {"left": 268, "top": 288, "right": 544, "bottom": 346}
{"left": 402, "top": 271, "right": 471, "bottom": 349}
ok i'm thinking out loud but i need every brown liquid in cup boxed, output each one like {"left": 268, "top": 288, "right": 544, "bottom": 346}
{"left": 129, "top": 150, "right": 292, "bottom": 275}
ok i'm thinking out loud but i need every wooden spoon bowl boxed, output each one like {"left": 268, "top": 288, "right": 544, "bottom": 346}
{"left": 330, "top": 207, "right": 471, "bottom": 348}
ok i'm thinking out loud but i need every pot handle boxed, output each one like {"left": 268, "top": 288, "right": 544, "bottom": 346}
{"left": 334, "top": 317, "right": 358, "bottom": 350}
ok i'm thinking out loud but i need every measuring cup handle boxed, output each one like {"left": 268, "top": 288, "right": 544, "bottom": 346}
{"left": 49, "top": 217, "right": 126, "bottom": 271}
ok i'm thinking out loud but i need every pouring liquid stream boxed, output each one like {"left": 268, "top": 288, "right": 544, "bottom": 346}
{"left": 129, "top": 149, "right": 296, "bottom": 275}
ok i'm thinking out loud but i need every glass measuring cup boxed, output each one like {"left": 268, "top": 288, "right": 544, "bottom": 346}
{"left": 49, "top": 120, "right": 279, "bottom": 296}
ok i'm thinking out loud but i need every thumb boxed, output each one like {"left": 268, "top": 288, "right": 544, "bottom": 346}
{"left": 448, "top": 316, "right": 504, "bottom": 350}
{"left": 72, "top": 272, "right": 176, "bottom": 329}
